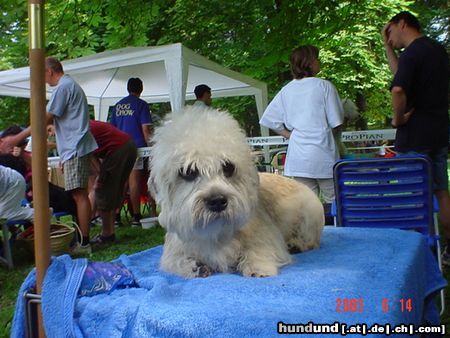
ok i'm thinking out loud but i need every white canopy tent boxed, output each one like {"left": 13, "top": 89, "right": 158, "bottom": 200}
{"left": 0, "top": 43, "right": 268, "bottom": 135}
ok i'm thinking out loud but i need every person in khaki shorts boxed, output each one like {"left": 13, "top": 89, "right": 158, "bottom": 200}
{"left": 88, "top": 120, "right": 137, "bottom": 244}
{"left": 45, "top": 57, "right": 98, "bottom": 255}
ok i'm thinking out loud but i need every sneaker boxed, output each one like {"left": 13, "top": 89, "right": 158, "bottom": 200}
{"left": 131, "top": 220, "right": 141, "bottom": 228}
{"left": 70, "top": 242, "right": 92, "bottom": 256}
{"left": 131, "top": 213, "right": 142, "bottom": 228}
{"left": 441, "top": 246, "right": 450, "bottom": 267}
{"left": 90, "top": 216, "right": 102, "bottom": 227}
{"left": 114, "top": 214, "right": 123, "bottom": 228}
{"left": 90, "top": 233, "right": 116, "bottom": 245}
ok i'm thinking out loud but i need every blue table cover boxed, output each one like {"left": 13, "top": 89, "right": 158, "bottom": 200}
{"left": 12, "top": 226, "right": 447, "bottom": 338}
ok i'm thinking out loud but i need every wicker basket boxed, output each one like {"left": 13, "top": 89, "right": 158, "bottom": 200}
{"left": 18, "top": 221, "right": 77, "bottom": 255}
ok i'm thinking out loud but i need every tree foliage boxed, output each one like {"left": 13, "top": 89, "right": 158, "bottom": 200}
{"left": 0, "top": 0, "right": 447, "bottom": 132}
{"left": 411, "top": 0, "right": 449, "bottom": 45}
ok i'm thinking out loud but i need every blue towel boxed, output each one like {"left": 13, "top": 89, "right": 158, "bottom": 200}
{"left": 41, "top": 256, "right": 87, "bottom": 337}
{"left": 11, "top": 256, "right": 88, "bottom": 338}
{"left": 11, "top": 267, "right": 36, "bottom": 338}
{"left": 12, "top": 227, "right": 447, "bottom": 338}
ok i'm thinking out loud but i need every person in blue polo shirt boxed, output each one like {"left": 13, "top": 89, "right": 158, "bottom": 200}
{"left": 111, "top": 78, "right": 153, "bottom": 227}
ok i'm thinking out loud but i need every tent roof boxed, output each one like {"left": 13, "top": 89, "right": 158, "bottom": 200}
{"left": 0, "top": 43, "right": 268, "bottom": 122}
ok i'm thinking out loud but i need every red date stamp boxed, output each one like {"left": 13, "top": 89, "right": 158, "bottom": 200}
{"left": 335, "top": 298, "right": 364, "bottom": 313}
{"left": 382, "top": 298, "right": 413, "bottom": 313}
{"left": 336, "top": 298, "right": 413, "bottom": 313}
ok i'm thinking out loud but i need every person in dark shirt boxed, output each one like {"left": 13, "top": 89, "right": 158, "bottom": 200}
{"left": 382, "top": 11, "right": 450, "bottom": 263}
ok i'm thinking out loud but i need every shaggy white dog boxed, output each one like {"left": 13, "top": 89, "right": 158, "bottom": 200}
{"left": 149, "top": 107, "right": 324, "bottom": 278}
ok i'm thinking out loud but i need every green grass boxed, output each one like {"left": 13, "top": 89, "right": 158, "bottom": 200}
{"left": 1, "top": 216, "right": 450, "bottom": 336}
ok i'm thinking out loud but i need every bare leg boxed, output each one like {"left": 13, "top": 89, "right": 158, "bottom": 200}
{"left": 88, "top": 175, "right": 97, "bottom": 219}
{"left": 71, "top": 188, "right": 92, "bottom": 243}
{"left": 128, "top": 169, "right": 142, "bottom": 218}
{"left": 99, "top": 210, "right": 115, "bottom": 237}
{"left": 88, "top": 157, "right": 100, "bottom": 219}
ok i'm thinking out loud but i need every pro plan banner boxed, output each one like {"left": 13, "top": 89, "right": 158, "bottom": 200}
{"left": 247, "top": 129, "right": 396, "bottom": 146}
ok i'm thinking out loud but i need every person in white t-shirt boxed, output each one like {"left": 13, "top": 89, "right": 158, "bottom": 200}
{"left": 259, "top": 45, "right": 344, "bottom": 203}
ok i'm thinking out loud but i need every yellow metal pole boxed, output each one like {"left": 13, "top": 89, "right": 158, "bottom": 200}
{"left": 28, "top": 1, "right": 50, "bottom": 337}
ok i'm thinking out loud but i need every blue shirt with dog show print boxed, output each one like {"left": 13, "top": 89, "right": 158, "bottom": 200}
{"left": 111, "top": 95, "right": 152, "bottom": 148}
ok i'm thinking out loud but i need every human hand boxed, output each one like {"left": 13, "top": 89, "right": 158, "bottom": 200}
{"left": 47, "top": 124, "right": 55, "bottom": 136}
{"left": 0, "top": 136, "right": 15, "bottom": 155}
{"left": 392, "top": 108, "right": 414, "bottom": 127}
{"left": 403, "top": 108, "right": 414, "bottom": 124}
{"left": 277, "top": 128, "right": 291, "bottom": 139}
{"left": 382, "top": 23, "right": 391, "bottom": 46}
{"left": 12, "top": 146, "right": 22, "bottom": 157}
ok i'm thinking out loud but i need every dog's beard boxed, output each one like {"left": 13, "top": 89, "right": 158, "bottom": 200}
{"left": 190, "top": 194, "right": 251, "bottom": 241}
{"left": 161, "top": 181, "right": 256, "bottom": 243}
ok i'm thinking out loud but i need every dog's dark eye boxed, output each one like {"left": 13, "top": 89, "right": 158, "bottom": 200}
{"left": 222, "top": 161, "right": 235, "bottom": 178}
{"left": 179, "top": 165, "right": 199, "bottom": 181}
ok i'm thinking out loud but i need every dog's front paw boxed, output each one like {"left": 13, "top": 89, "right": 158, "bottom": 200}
{"left": 241, "top": 264, "right": 277, "bottom": 278}
{"left": 250, "top": 272, "right": 270, "bottom": 278}
{"left": 192, "top": 261, "right": 213, "bottom": 278}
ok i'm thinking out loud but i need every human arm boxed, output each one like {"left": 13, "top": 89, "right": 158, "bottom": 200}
{"left": 138, "top": 100, "right": 153, "bottom": 146}
{"left": 324, "top": 80, "right": 345, "bottom": 130}
{"left": 0, "top": 127, "right": 31, "bottom": 154}
{"left": 390, "top": 86, "right": 413, "bottom": 127}
{"left": 385, "top": 45, "right": 399, "bottom": 75}
{"left": 46, "top": 112, "right": 54, "bottom": 126}
{"left": 259, "top": 90, "right": 292, "bottom": 139}
{"left": 274, "top": 128, "right": 291, "bottom": 139}
{"left": 142, "top": 124, "right": 152, "bottom": 146}
{"left": 0, "top": 112, "right": 55, "bottom": 154}
{"left": 382, "top": 23, "right": 399, "bottom": 74}
{"left": 89, "top": 155, "right": 101, "bottom": 188}
{"left": 332, "top": 125, "right": 347, "bottom": 156}
{"left": 332, "top": 125, "right": 343, "bottom": 137}
{"left": 259, "top": 106, "right": 291, "bottom": 139}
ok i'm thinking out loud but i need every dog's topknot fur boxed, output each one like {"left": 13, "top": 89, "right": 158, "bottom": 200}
{"left": 152, "top": 106, "right": 254, "bottom": 169}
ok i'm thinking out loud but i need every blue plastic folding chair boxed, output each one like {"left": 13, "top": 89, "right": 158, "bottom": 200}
{"left": 332, "top": 155, "right": 444, "bottom": 314}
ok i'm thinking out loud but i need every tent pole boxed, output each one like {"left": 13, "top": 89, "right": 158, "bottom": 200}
{"left": 28, "top": 1, "right": 50, "bottom": 337}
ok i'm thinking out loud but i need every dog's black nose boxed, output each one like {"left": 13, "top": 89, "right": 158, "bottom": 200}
{"left": 205, "top": 195, "right": 228, "bottom": 212}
